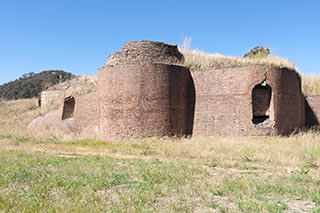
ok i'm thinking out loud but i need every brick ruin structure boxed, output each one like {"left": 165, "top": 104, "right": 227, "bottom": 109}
{"left": 29, "top": 77, "right": 98, "bottom": 137}
{"left": 98, "top": 41, "right": 195, "bottom": 140}
{"left": 192, "top": 66, "right": 305, "bottom": 136}
{"left": 29, "top": 40, "right": 320, "bottom": 140}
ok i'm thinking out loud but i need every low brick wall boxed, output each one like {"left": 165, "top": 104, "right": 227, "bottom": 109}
{"left": 40, "top": 90, "right": 65, "bottom": 107}
{"left": 29, "top": 91, "right": 99, "bottom": 138}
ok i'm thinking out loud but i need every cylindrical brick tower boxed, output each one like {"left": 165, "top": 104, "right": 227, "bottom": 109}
{"left": 98, "top": 41, "right": 194, "bottom": 140}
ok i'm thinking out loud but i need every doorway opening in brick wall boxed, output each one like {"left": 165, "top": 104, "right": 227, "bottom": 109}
{"left": 252, "top": 84, "right": 272, "bottom": 124}
{"left": 62, "top": 96, "right": 75, "bottom": 120}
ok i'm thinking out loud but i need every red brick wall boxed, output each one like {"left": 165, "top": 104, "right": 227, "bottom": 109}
{"left": 191, "top": 66, "right": 305, "bottom": 136}
{"left": 98, "top": 63, "right": 193, "bottom": 140}
{"left": 73, "top": 91, "right": 99, "bottom": 135}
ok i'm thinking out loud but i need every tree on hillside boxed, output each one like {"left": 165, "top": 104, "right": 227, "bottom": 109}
{"left": 0, "top": 70, "right": 76, "bottom": 100}
{"left": 22, "top": 72, "right": 36, "bottom": 79}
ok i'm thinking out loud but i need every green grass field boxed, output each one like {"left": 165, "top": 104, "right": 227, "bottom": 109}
{"left": 0, "top": 133, "right": 320, "bottom": 212}
{"left": 1, "top": 74, "right": 320, "bottom": 212}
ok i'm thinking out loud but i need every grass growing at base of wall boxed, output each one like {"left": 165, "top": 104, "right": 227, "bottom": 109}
{"left": 1, "top": 133, "right": 320, "bottom": 212}
{"left": 48, "top": 75, "right": 97, "bottom": 96}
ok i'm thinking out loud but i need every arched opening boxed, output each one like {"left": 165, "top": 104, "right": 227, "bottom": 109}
{"left": 38, "top": 96, "right": 41, "bottom": 107}
{"left": 252, "top": 84, "right": 272, "bottom": 124}
{"left": 62, "top": 96, "right": 75, "bottom": 120}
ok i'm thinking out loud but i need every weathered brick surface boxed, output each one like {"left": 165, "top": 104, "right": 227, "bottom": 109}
{"left": 275, "top": 68, "right": 305, "bottom": 134}
{"left": 98, "top": 63, "right": 193, "bottom": 140}
{"left": 74, "top": 92, "right": 99, "bottom": 135}
{"left": 191, "top": 66, "right": 305, "bottom": 136}
{"left": 40, "top": 90, "right": 65, "bottom": 107}
{"left": 107, "top": 41, "right": 184, "bottom": 66}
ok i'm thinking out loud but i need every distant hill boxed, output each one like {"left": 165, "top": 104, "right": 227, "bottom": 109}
{"left": 0, "top": 70, "right": 76, "bottom": 100}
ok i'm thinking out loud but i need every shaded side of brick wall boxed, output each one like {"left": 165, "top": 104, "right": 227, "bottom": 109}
{"left": 273, "top": 68, "right": 305, "bottom": 134}
{"left": 305, "top": 96, "right": 320, "bottom": 127}
{"left": 98, "top": 63, "right": 193, "bottom": 140}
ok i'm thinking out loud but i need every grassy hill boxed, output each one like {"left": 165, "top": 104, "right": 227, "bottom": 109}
{"left": 0, "top": 70, "right": 75, "bottom": 100}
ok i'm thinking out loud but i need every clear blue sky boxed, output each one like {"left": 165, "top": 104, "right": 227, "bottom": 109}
{"left": 1, "top": 0, "right": 319, "bottom": 84}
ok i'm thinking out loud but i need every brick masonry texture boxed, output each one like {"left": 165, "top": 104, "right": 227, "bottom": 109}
{"left": 74, "top": 92, "right": 99, "bottom": 135}
{"left": 29, "top": 40, "right": 320, "bottom": 140}
{"left": 191, "top": 66, "right": 305, "bottom": 136}
{"left": 107, "top": 40, "right": 184, "bottom": 66}
{"left": 98, "top": 64, "right": 193, "bottom": 140}
{"left": 39, "top": 90, "right": 65, "bottom": 107}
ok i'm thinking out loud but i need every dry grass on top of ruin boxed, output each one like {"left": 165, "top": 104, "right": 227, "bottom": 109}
{"left": 179, "top": 47, "right": 296, "bottom": 71}
{"left": 48, "top": 75, "right": 97, "bottom": 96}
